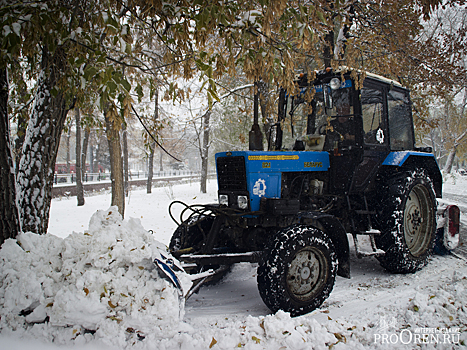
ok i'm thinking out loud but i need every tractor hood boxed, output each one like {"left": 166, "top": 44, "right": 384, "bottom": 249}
{"left": 215, "top": 150, "right": 330, "bottom": 211}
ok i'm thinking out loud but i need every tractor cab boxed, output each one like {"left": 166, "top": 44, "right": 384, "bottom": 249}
{"left": 273, "top": 69, "right": 418, "bottom": 195}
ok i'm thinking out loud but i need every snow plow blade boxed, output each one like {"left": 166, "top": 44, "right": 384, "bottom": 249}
{"left": 154, "top": 253, "right": 183, "bottom": 294}
{"left": 153, "top": 252, "right": 231, "bottom": 300}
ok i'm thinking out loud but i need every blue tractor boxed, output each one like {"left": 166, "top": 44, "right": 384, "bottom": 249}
{"left": 168, "top": 68, "right": 459, "bottom": 316}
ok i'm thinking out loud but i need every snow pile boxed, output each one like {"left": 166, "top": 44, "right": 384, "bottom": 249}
{"left": 155, "top": 311, "right": 365, "bottom": 350}
{"left": 343, "top": 259, "right": 467, "bottom": 349}
{"left": 0, "top": 207, "right": 184, "bottom": 347}
{"left": 406, "top": 271, "right": 466, "bottom": 327}
{"left": 146, "top": 261, "right": 466, "bottom": 350}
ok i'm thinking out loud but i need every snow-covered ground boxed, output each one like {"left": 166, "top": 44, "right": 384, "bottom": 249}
{"left": 1, "top": 177, "right": 466, "bottom": 349}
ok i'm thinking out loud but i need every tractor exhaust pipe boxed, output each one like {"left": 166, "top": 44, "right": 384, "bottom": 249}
{"left": 249, "top": 82, "right": 263, "bottom": 151}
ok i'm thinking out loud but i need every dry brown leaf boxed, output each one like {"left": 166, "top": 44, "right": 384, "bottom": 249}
{"left": 209, "top": 337, "right": 217, "bottom": 348}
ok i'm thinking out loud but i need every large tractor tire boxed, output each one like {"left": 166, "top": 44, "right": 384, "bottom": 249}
{"left": 257, "top": 225, "right": 337, "bottom": 317}
{"left": 375, "top": 169, "right": 436, "bottom": 273}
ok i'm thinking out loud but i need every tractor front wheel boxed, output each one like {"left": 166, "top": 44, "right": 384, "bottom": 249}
{"left": 257, "top": 225, "right": 337, "bottom": 316}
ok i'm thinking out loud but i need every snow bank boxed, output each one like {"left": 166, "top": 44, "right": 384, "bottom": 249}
{"left": 0, "top": 207, "right": 184, "bottom": 347}
{"left": 334, "top": 256, "right": 467, "bottom": 349}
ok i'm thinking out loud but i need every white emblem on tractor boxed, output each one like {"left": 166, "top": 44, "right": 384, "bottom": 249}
{"left": 376, "top": 128, "right": 385, "bottom": 144}
{"left": 253, "top": 179, "right": 267, "bottom": 197}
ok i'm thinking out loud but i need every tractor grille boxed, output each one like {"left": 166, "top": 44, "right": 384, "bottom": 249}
{"left": 217, "top": 156, "right": 247, "bottom": 191}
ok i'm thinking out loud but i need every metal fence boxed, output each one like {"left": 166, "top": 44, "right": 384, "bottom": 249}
{"left": 53, "top": 170, "right": 201, "bottom": 185}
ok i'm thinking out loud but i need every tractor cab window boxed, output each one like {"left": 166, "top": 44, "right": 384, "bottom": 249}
{"left": 388, "top": 89, "right": 414, "bottom": 150}
{"left": 283, "top": 82, "right": 356, "bottom": 151}
{"left": 282, "top": 92, "right": 313, "bottom": 147}
{"left": 361, "top": 87, "right": 385, "bottom": 146}
{"left": 282, "top": 88, "right": 328, "bottom": 149}
{"left": 324, "top": 87, "right": 355, "bottom": 147}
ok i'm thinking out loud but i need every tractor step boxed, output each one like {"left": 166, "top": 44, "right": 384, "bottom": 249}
{"left": 352, "top": 232, "right": 385, "bottom": 259}
{"left": 354, "top": 248, "right": 385, "bottom": 258}
{"left": 356, "top": 228, "right": 381, "bottom": 235}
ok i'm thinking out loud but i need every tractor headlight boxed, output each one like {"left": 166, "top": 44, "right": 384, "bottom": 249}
{"left": 330, "top": 78, "right": 341, "bottom": 90}
{"left": 219, "top": 194, "right": 229, "bottom": 206}
{"left": 237, "top": 195, "right": 248, "bottom": 209}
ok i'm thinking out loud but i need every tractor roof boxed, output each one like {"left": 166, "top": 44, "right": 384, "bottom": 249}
{"left": 295, "top": 67, "right": 404, "bottom": 89}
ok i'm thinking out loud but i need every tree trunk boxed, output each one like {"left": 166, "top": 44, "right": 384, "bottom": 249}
{"left": 147, "top": 141, "right": 155, "bottom": 194}
{"left": 16, "top": 46, "right": 70, "bottom": 234}
{"left": 429, "top": 131, "right": 437, "bottom": 161}
{"left": 75, "top": 108, "right": 85, "bottom": 206}
{"left": 14, "top": 114, "right": 26, "bottom": 171}
{"left": 66, "top": 122, "right": 71, "bottom": 174}
{"left": 200, "top": 110, "right": 211, "bottom": 193}
{"left": 94, "top": 140, "right": 101, "bottom": 173}
{"left": 147, "top": 87, "right": 159, "bottom": 194}
{"left": 0, "top": 67, "right": 21, "bottom": 245}
{"left": 82, "top": 128, "right": 89, "bottom": 182}
{"left": 89, "top": 132, "right": 94, "bottom": 174}
{"left": 104, "top": 106, "right": 125, "bottom": 217}
{"left": 123, "top": 122, "right": 129, "bottom": 197}
{"left": 159, "top": 150, "right": 163, "bottom": 171}
{"left": 13, "top": 82, "right": 28, "bottom": 170}
{"left": 443, "top": 147, "right": 457, "bottom": 174}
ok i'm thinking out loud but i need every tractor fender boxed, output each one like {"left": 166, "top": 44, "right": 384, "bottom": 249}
{"left": 382, "top": 151, "right": 442, "bottom": 197}
{"left": 299, "top": 212, "right": 350, "bottom": 278}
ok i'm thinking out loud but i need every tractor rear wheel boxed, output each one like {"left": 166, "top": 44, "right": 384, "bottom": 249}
{"left": 375, "top": 169, "right": 436, "bottom": 273}
{"left": 257, "top": 225, "right": 337, "bottom": 316}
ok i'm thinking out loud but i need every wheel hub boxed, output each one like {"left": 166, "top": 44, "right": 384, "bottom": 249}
{"left": 403, "top": 185, "right": 433, "bottom": 257}
{"left": 287, "top": 248, "right": 325, "bottom": 300}
{"left": 300, "top": 266, "right": 311, "bottom": 280}
{"left": 407, "top": 205, "right": 422, "bottom": 236}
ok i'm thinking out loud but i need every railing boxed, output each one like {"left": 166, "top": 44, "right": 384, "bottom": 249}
{"left": 53, "top": 170, "right": 202, "bottom": 185}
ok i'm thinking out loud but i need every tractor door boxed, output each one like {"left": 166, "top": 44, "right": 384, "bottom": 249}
{"left": 387, "top": 88, "right": 415, "bottom": 151}
{"left": 350, "top": 79, "right": 390, "bottom": 193}
{"left": 324, "top": 84, "right": 363, "bottom": 194}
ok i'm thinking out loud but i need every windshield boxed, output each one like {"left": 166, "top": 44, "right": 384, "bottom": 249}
{"left": 282, "top": 82, "right": 354, "bottom": 149}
